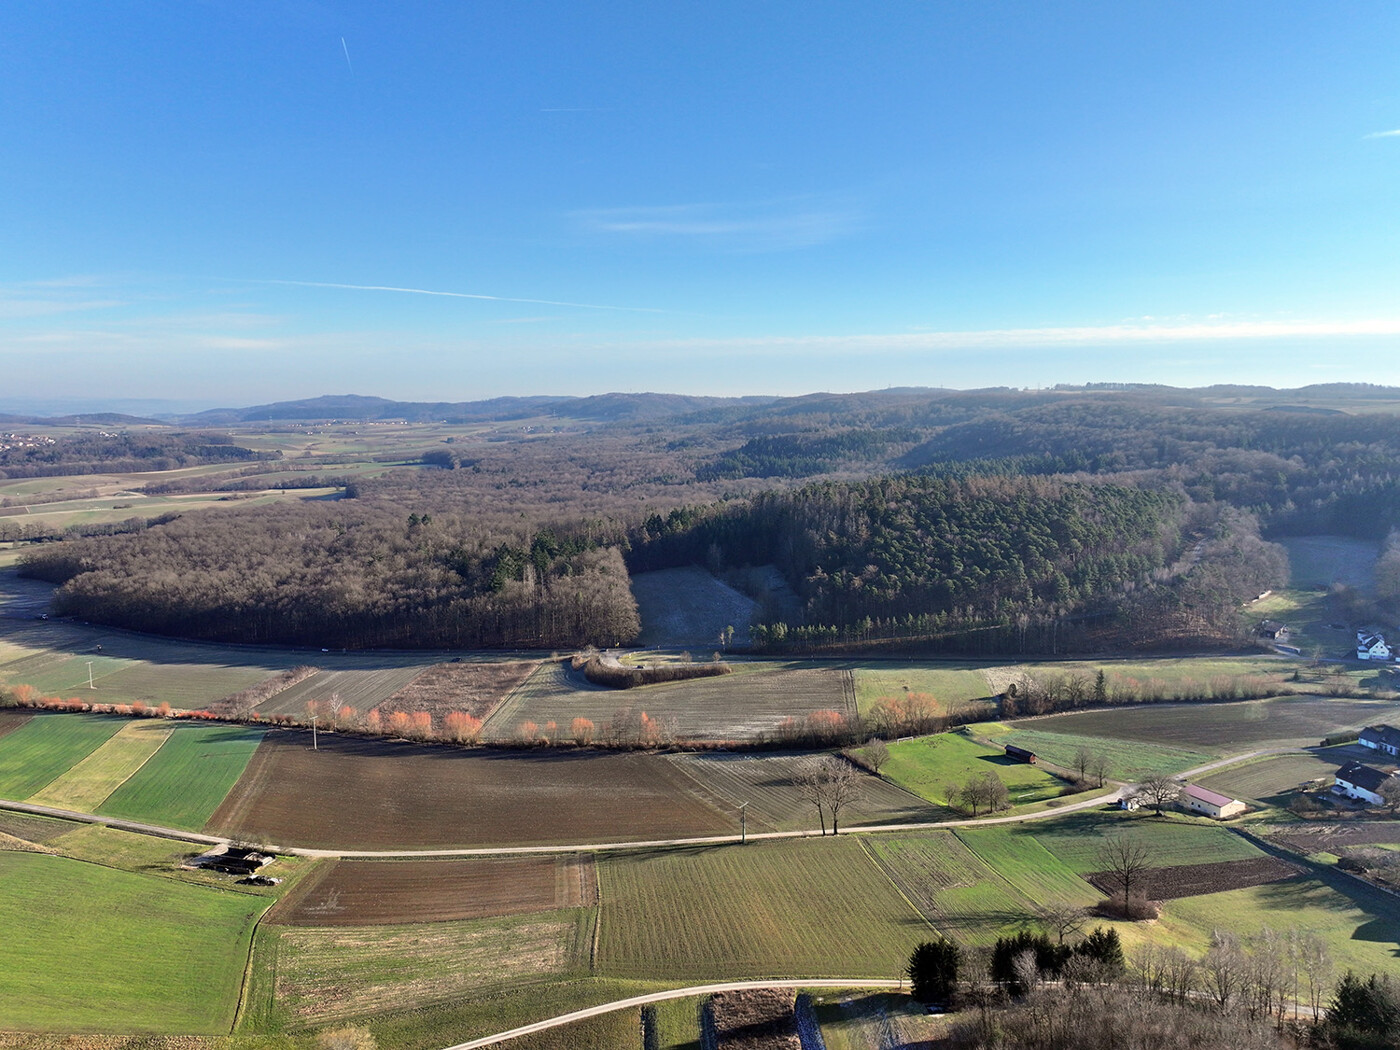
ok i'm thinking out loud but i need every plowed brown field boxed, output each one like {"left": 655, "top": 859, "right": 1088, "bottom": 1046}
{"left": 1087, "top": 856, "right": 1303, "bottom": 901}
{"left": 375, "top": 660, "right": 539, "bottom": 725}
{"left": 207, "top": 730, "right": 733, "bottom": 849}
{"left": 269, "top": 854, "right": 596, "bottom": 925}
{"left": 0, "top": 710, "right": 32, "bottom": 739}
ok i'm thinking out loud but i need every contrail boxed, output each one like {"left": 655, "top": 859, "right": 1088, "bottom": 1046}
{"left": 341, "top": 37, "right": 353, "bottom": 73}
{"left": 258, "top": 279, "right": 661, "bottom": 313}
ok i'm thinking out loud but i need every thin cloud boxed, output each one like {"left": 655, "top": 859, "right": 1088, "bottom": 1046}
{"left": 575, "top": 197, "right": 859, "bottom": 251}
{"left": 1364, "top": 129, "right": 1400, "bottom": 139}
{"left": 250, "top": 279, "right": 660, "bottom": 313}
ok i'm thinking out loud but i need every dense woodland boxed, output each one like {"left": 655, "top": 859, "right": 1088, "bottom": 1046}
{"left": 9, "top": 384, "right": 1388, "bottom": 651}
{"left": 0, "top": 431, "right": 272, "bottom": 480}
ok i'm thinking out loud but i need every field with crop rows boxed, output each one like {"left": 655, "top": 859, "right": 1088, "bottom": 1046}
{"left": 0, "top": 852, "right": 266, "bottom": 1033}
{"left": 488, "top": 661, "right": 856, "bottom": 742}
{"left": 954, "top": 827, "right": 1102, "bottom": 907}
{"left": 596, "top": 839, "right": 929, "bottom": 980}
{"left": 250, "top": 909, "right": 595, "bottom": 1026}
{"left": 271, "top": 855, "right": 596, "bottom": 925}
{"left": 374, "top": 659, "right": 539, "bottom": 724}
{"left": 977, "top": 723, "right": 1208, "bottom": 780}
{"left": 863, "top": 834, "right": 1035, "bottom": 945}
{"left": 0, "top": 711, "right": 124, "bottom": 798}
{"left": 252, "top": 662, "right": 433, "bottom": 718}
{"left": 1020, "top": 811, "right": 1264, "bottom": 874}
{"left": 881, "top": 731, "right": 1070, "bottom": 807}
{"left": 96, "top": 722, "right": 264, "bottom": 830}
{"left": 1007, "top": 697, "right": 1389, "bottom": 753}
{"left": 28, "top": 719, "right": 172, "bottom": 812}
{"left": 665, "top": 752, "right": 935, "bottom": 833}
{"left": 210, "top": 731, "right": 734, "bottom": 849}
{"left": 501, "top": 1008, "right": 644, "bottom": 1050}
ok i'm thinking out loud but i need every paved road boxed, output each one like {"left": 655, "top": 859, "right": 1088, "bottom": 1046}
{"left": 440, "top": 979, "right": 905, "bottom": 1050}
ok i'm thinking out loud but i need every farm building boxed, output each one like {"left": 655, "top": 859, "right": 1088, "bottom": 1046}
{"left": 1178, "top": 783, "right": 1247, "bottom": 819}
{"left": 1334, "top": 761, "right": 1395, "bottom": 806}
{"left": 1256, "top": 619, "right": 1289, "bottom": 640}
{"left": 1356, "top": 632, "right": 1391, "bottom": 661}
{"left": 1359, "top": 724, "right": 1400, "bottom": 757}
{"left": 1003, "top": 744, "right": 1037, "bottom": 764}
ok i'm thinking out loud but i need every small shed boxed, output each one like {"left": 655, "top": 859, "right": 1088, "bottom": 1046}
{"left": 1179, "top": 783, "right": 1247, "bottom": 819}
{"left": 1257, "top": 619, "right": 1289, "bottom": 640}
{"left": 1004, "top": 744, "right": 1037, "bottom": 764}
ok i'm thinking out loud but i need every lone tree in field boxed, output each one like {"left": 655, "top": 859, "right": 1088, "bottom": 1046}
{"left": 1096, "top": 835, "right": 1152, "bottom": 918}
{"left": 907, "top": 938, "right": 961, "bottom": 1005}
{"left": 1073, "top": 746, "right": 1093, "bottom": 784}
{"left": 796, "top": 756, "right": 865, "bottom": 835}
{"left": 863, "top": 737, "right": 890, "bottom": 775}
{"left": 1137, "top": 773, "right": 1182, "bottom": 816}
{"left": 1088, "top": 754, "right": 1111, "bottom": 788}
{"left": 1037, "top": 902, "right": 1088, "bottom": 945}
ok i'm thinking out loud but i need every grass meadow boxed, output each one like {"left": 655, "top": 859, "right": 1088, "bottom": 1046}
{"left": 852, "top": 662, "right": 996, "bottom": 716}
{"left": 0, "top": 852, "right": 266, "bottom": 1033}
{"left": 977, "top": 722, "right": 1209, "bottom": 779}
{"left": 881, "top": 730, "right": 1069, "bottom": 807}
{"left": 28, "top": 718, "right": 173, "bottom": 811}
{"left": 0, "top": 711, "right": 125, "bottom": 798}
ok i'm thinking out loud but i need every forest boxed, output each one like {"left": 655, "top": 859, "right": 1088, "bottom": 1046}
{"left": 0, "top": 431, "right": 273, "bottom": 479}
{"left": 8, "top": 384, "right": 1385, "bottom": 652}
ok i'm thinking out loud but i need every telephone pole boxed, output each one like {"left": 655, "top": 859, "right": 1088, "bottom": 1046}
{"left": 739, "top": 801, "right": 748, "bottom": 845}
{"left": 311, "top": 714, "right": 318, "bottom": 751}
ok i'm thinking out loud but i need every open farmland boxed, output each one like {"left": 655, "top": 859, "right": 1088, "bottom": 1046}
{"left": 0, "top": 852, "right": 266, "bottom": 1033}
{"left": 498, "top": 1008, "right": 644, "bottom": 1050}
{"left": 1085, "top": 856, "right": 1304, "bottom": 901}
{"left": 1006, "top": 696, "right": 1388, "bottom": 753}
{"left": 487, "top": 661, "right": 856, "bottom": 743}
{"left": 0, "top": 711, "right": 124, "bottom": 798}
{"left": 270, "top": 855, "right": 596, "bottom": 925}
{"left": 630, "top": 565, "right": 758, "bottom": 648}
{"left": 1017, "top": 811, "right": 1265, "bottom": 874}
{"left": 374, "top": 658, "right": 539, "bottom": 724}
{"left": 250, "top": 909, "right": 594, "bottom": 1027}
{"left": 863, "top": 834, "right": 1042, "bottom": 945}
{"left": 96, "top": 722, "right": 264, "bottom": 830}
{"left": 252, "top": 662, "right": 434, "bottom": 719}
{"left": 977, "top": 722, "right": 1207, "bottom": 780}
{"left": 210, "top": 731, "right": 734, "bottom": 849}
{"left": 1196, "top": 749, "right": 1356, "bottom": 804}
{"left": 665, "top": 752, "right": 935, "bottom": 832}
{"left": 852, "top": 661, "right": 995, "bottom": 717}
{"left": 597, "top": 839, "right": 929, "bottom": 980}
{"left": 28, "top": 718, "right": 172, "bottom": 812}
{"left": 953, "top": 827, "right": 1102, "bottom": 907}
{"left": 880, "top": 731, "right": 1070, "bottom": 808}
{"left": 812, "top": 992, "right": 950, "bottom": 1050}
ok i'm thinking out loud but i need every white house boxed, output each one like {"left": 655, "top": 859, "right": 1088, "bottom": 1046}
{"left": 1359, "top": 724, "right": 1400, "bottom": 757}
{"left": 1356, "top": 633, "right": 1391, "bottom": 660}
{"left": 1334, "top": 761, "right": 1394, "bottom": 806}
{"left": 1179, "top": 783, "right": 1247, "bottom": 819}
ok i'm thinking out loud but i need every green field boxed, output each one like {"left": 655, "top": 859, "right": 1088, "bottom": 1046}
{"left": 0, "top": 712, "right": 125, "bottom": 798}
{"left": 1019, "top": 810, "right": 1264, "bottom": 874}
{"left": 0, "top": 851, "right": 266, "bottom": 1032}
{"left": 97, "top": 722, "right": 265, "bottom": 830}
{"left": 881, "top": 731, "right": 1070, "bottom": 807}
{"left": 978, "top": 722, "right": 1209, "bottom": 779}
{"left": 955, "top": 826, "right": 1102, "bottom": 906}
{"left": 499, "top": 1007, "right": 643, "bottom": 1050}
{"left": 246, "top": 908, "right": 595, "bottom": 1028}
{"left": 649, "top": 996, "right": 703, "bottom": 1050}
{"left": 597, "top": 839, "right": 930, "bottom": 980}
{"left": 863, "top": 834, "right": 1035, "bottom": 946}
{"left": 28, "top": 719, "right": 173, "bottom": 811}
{"left": 852, "top": 662, "right": 996, "bottom": 716}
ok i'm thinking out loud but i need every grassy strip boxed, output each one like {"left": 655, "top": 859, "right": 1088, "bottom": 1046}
{"left": 0, "top": 851, "right": 267, "bottom": 1033}
{"left": 0, "top": 713, "right": 125, "bottom": 799}
{"left": 498, "top": 1008, "right": 642, "bottom": 1050}
{"left": 28, "top": 719, "right": 173, "bottom": 811}
{"left": 648, "top": 996, "right": 703, "bottom": 1050}
{"left": 98, "top": 722, "right": 265, "bottom": 831}
{"left": 978, "top": 723, "right": 1208, "bottom": 779}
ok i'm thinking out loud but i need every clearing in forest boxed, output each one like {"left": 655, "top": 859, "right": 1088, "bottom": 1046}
{"left": 1278, "top": 535, "right": 1379, "bottom": 593}
{"left": 629, "top": 566, "right": 758, "bottom": 648}
{"left": 269, "top": 855, "right": 597, "bottom": 925}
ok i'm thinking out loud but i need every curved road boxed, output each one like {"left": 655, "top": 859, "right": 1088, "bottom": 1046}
{"left": 0, "top": 749, "right": 1296, "bottom": 857}
{"left": 442, "top": 979, "right": 904, "bottom": 1050}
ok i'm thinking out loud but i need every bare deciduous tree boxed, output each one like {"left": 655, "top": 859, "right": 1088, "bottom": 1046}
{"left": 795, "top": 756, "right": 865, "bottom": 835}
{"left": 1095, "top": 835, "right": 1152, "bottom": 917}
{"left": 1088, "top": 754, "right": 1111, "bottom": 788}
{"left": 1138, "top": 773, "right": 1181, "bottom": 815}
{"left": 1038, "top": 902, "right": 1088, "bottom": 945}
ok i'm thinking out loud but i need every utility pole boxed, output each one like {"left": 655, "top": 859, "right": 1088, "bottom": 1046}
{"left": 87, "top": 661, "right": 94, "bottom": 690}
{"left": 311, "top": 714, "right": 318, "bottom": 751}
{"left": 739, "top": 801, "right": 748, "bottom": 845}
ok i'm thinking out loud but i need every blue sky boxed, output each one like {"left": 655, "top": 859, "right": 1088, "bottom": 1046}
{"left": 2, "top": 2, "right": 1398, "bottom": 406}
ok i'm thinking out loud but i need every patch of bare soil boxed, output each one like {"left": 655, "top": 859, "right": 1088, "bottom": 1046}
{"left": 0, "top": 809, "right": 71, "bottom": 844}
{"left": 269, "top": 854, "right": 596, "bottom": 925}
{"left": 707, "top": 989, "right": 800, "bottom": 1050}
{"left": 0, "top": 707, "right": 33, "bottom": 738}
{"left": 1272, "top": 823, "right": 1400, "bottom": 853}
{"left": 1086, "top": 857, "right": 1304, "bottom": 901}
{"left": 375, "top": 660, "right": 539, "bottom": 725}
